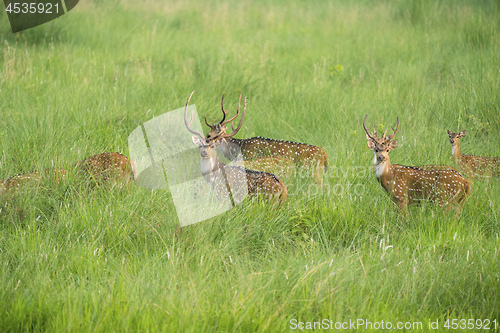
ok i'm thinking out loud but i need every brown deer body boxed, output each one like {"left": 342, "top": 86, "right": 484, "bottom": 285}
{"left": 203, "top": 95, "right": 328, "bottom": 183}
{"left": 0, "top": 168, "right": 66, "bottom": 195}
{"left": 185, "top": 92, "right": 287, "bottom": 204}
{"left": 447, "top": 130, "right": 500, "bottom": 178}
{"left": 365, "top": 116, "right": 470, "bottom": 211}
{"left": 76, "top": 152, "right": 137, "bottom": 186}
{"left": 0, "top": 152, "right": 136, "bottom": 197}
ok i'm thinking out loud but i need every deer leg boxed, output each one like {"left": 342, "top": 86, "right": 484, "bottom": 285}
{"left": 398, "top": 204, "right": 409, "bottom": 217}
{"left": 314, "top": 160, "right": 323, "bottom": 187}
{"left": 396, "top": 194, "right": 409, "bottom": 215}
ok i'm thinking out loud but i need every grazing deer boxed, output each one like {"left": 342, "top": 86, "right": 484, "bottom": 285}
{"left": 0, "top": 168, "right": 67, "bottom": 196}
{"left": 364, "top": 116, "right": 470, "bottom": 211}
{"left": 76, "top": 152, "right": 137, "bottom": 187}
{"left": 0, "top": 152, "right": 136, "bottom": 196}
{"left": 185, "top": 91, "right": 287, "bottom": 204}
{"left": 447, "top": 130, "right": 500, "bottom": 178}
{"left": 203, "top": 94, "right": 328, "bottom": 184}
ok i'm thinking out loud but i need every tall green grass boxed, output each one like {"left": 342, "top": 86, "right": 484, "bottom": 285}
{"left": 0, "top": 0, "right": 499, "bottom": 331}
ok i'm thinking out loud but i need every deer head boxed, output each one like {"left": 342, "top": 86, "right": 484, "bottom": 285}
{"left": 364, "top": 115, "right": 399, "bottom": 165}
{"left": 204, "top": 94, "right": 247, "bottom": 142}
{"left": 192, "top": 135, "right": 219, "bottom": 160}
{"left": 185, "top": 91, "right": 224, "bottom": 171}
{"left": 447, "top": 129, "right": 466, "bottom": 146}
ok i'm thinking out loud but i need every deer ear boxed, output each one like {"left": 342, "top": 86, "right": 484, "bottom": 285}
{"left": 192, "top": 135, "right": 202, "bottom": 146}
{"left": 459, "top": 130, "right": 466, "bottom": 137}
{"left": 389, "top": 140, "right": 398, "bottom": 150}
{"left": 366, "top": 137, "right": 375, "bottom": 150}
{"left": 447, "top": 129, "right": 452, "bottom": 136}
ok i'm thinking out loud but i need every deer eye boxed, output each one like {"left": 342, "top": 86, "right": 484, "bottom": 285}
{"left": 374, "top": 149, "right": 379, "bottom": 153}
{"left": 386, "top": 149, "right": 389, "bottom": 152}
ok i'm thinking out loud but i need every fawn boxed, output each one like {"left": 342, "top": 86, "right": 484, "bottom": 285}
{"left": 185, "top": 91, "right": 287, "bottom": 204}
{"left": 447, "top": 130, "right": 500, "bottom": 178}
{"left": 364, "top": 116, "right": 470, "bottom": 211}
{"left": 202, "top": 94, "right": 328, "bottom": 184}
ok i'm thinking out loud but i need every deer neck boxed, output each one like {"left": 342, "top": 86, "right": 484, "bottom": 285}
{"left": 217, "top": 137, "right": 244, "bottom": 161}
{"left": 373, "top": 154, "right": 394, "bottom": 186}
{"left": 200, "top": 151, "right": 222, "bottom": 178}
{"left": 451, "top": 142, "right": 462, "bottom": 162}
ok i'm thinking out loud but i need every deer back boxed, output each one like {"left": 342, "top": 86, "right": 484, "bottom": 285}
{"left": 0, "top": 168, "right": 67, "bottom": 197}
{"left": 385, "top": 165, "right": 470, "bottom": 207}
{"left": 239, "top": 137, "right": 327, "bottom": 165}
{"left": 460, "top": 154, "right": 500, "bottom": 178}
{"left": 244, "top": 167, "right": 288, "bottom": 203}
{"left": 76, "top": 152, "right": 136, "bottom": 186}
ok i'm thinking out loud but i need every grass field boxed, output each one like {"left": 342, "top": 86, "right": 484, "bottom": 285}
{"left": 1, "top": 0, "right": 500, "bottom": 331}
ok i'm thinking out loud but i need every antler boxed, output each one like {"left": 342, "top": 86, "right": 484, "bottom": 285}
{"left": 223, "top": 94, "right": 247, "bottom": 137}
{"left": 203, "top": 93, "right": 246, "bottom": 132}
{"left": 364, "top": 115, "right": 400, "bottom": 143}
{"left": 203, "top": 95, "right": 223, "bottom": 128}
{"left": 386, "top": 117, "right": 400, "bottom": 143}
{"left": 204, "top": 114, "right": 216, "bottom": 128}
{"left": 184, "top": 91, "right": 205, "bottom": 139}
{"left": 220, "top": 94, "right": 241, "bottom": 126}
{"left": 363, "top": 115, "right": 376, "bottom": 141}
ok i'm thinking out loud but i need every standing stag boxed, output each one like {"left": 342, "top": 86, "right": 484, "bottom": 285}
{"left": 185, "top": 91, "right": 287, "bottom": 204}
{"left": 203, "top": 94, "right": 328, "bottom": 184}
{"left": 364, "top": 116, "right": 470, "bottom": 211}
{"left": 447, "top": 130, "right": 500, "bottom": 178}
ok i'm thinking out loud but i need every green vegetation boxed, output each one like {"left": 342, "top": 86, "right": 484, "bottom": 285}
{"left": 1, "top": 0, "right": 499, "bottom": 331}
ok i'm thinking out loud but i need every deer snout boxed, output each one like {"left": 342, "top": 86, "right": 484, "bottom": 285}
{"left": 377, "top": 155, "right": 386, "bottom": 162}
{"left": 200, "top": 151, "right": 209, "bottom": 158}
{"left": 449, "top": 138, "right": 455, "bottom": 145}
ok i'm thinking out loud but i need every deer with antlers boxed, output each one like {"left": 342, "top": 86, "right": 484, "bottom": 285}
{"left": 447, "top": 130, "right": 500, "bottom": 178}
{"left": 185, "top": 91, "right": 287, "bottom": 204}
{"left": 202, "top": 94, "right": 328, "bottom": 184}
{"left": 364, "top": 116, "right": 470, "bottom": 211}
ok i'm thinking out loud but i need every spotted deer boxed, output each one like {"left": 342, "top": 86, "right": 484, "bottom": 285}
{"left": 364, "top": 116, "right": 470, "bottom": 211}
{"left": 76, "top": 152, "right": 137, "bottom": 187}
{"left": 0, "top": 152, "right": 136, "bottom": 197}
{"left": 203, "top": 94, "right": 328, "bottom": 184}
{"left": 447, "top": 130, "right": 500, "bottom": 178}
{"left": 185, "top": 91, "right": 287, "bottom": 204}
{"left": 0, "top": 167, "right": 67, "bottom": 196}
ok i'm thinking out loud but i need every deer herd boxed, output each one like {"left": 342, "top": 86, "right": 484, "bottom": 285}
{"left": 1, "top": 91, "right": 499, "bottom": 217}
